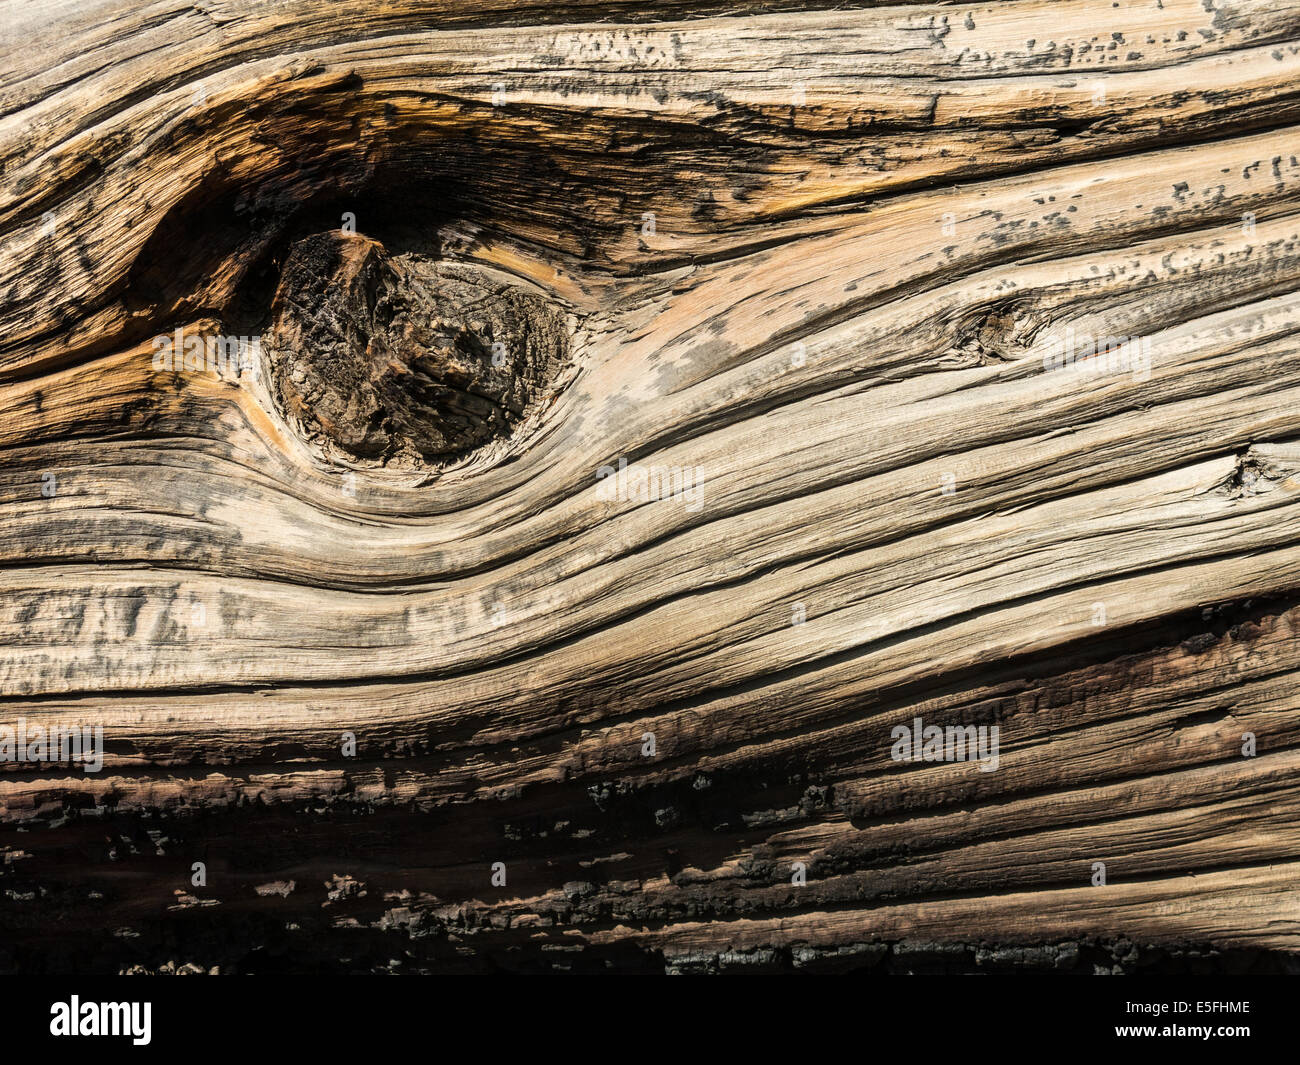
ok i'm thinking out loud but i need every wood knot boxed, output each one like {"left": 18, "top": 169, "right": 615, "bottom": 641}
{"left": 264, "top": 230, "right": 569, "bottom": 467}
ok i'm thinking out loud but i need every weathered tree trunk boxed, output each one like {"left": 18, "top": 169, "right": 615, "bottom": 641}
{"left": 2, "top": 0, "right": 1300, "bottom": 974}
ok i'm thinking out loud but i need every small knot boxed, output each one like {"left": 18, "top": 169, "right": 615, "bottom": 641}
{"left": 264, "top": 230, "right": 569, "bottom": 467}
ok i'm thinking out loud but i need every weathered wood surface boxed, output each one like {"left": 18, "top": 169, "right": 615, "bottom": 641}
{"left": 2, "top": 0, "right": 1300, "bottom": 973}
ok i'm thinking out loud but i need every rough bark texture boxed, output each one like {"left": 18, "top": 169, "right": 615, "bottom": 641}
{"left": 2, "top": 0, "right": 1300, "bottom": 974}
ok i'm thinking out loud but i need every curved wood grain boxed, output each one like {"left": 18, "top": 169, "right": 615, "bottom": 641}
{"left": 2, "top": 0, "right": 1299, "bottom": 974}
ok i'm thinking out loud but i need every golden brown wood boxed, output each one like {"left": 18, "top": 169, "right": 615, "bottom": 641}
{"left": 2, "top": 0, "right": 1299, "bottom": 973}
